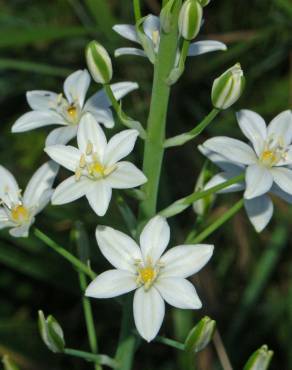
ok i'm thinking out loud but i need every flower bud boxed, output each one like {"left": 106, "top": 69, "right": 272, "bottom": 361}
{"left": 185, "top": 316, "right": 216, "bottom": 353}
{"left": 243, "top": 345, "right": 274, "bottom": 370}
{"left": 193, "top": 164, "right": 215, "bottom": 217}
{"left": 211, "top": 63, "right": 245, "bottom": 110}
{"left": 178, "top": 0, "right": 203, "bottom": 40}
{"left": 198, "top": 0, "right": 211, "bottom": 6}
{"left": 86, "top": 41, "right": 113, "bottom": 84}
{"left": 2, "top": 356, "right": 20, "bottom": 370}
{"left": 38, "top": 310, "right": 65, "bottom": 353}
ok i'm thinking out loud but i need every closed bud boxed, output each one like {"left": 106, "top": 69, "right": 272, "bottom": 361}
{"left": 86, "top": 41, "right": 113, "bottom": 84}
{"left": 211, "top": 63, "right": 245, "bottom": 110}
{"left": 198, "top": 0, "right": 211, "bottom": 6}
{"left": 244, "top": 345, "right": 274, "bottom": 370}
{"left": 185, "top": 316, "right": 216, "bottom": 353}
{"left": 2, "top": 356, "right": 20, "bottom": 370}
{"left": 178, "top": 0, "right": 203, "bottom": 40}
{"left": 38, "top": 310, "right": 65, "bottom": 353}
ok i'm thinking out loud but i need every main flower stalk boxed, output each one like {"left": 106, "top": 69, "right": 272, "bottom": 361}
{"left": 139, "top": 0, "right": 182, "bottom": 220}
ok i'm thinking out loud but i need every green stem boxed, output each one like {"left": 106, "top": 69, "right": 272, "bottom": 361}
{"left": 188, "top": 199, "right": 244, "bottom": 244}
{"left": 79, "top": 273, "right": 101, "bottom": 370}
{"left": 115, "top": 297, "right": 137, "bottom": 370}
{"left": 164, "top": 108, "right": 220, "bottom": 148}
{"left": 133, "top": 0, "right": 142, "bottom": 22}
{"left": 34, "top": 228, "right": 96, "bottom": 280}
{"left": 159, "top": 173, "right": 245, "bottom": 218}
{"left": 155, "top": 336, "right": 185, "bottom": 351}
{"left": 64, "top": 348, "right": 118, "bottom": 368}
{"left": 139, "top": 0, "right": 182, "bottom": 220}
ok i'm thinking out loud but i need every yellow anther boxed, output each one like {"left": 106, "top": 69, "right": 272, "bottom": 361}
{"left": 57, "top": 93, "right": 63, "bottom": 105}
{"left": 261, "top": 150, "right": 278, "bottom": 166}
{"left": 11, "top": 205, "right": 29, "bottom": 223}
{"left": 75, "top": 168, "right": 82, "bottom": 181}
{"left": 79, "top": 154, "right": 86, "bottom": 168}
{"left": 152, "top": 30, "right": 159, "bottom": 46}
{"left": 86, "top": 141, "right": 93, "bottom": 155}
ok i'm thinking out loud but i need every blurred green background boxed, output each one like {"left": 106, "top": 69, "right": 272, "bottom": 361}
{"left": 0, "top": 0, "right": 291, "bottom": 369}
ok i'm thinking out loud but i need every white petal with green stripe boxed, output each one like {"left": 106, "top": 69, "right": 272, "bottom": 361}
{"left": 178, "top": 0, "right": 203, "bottom": 41}
{"left": 86, "top": 40, "right": 113, "bottom": 84}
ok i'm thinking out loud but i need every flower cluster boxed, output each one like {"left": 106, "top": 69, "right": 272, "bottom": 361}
{"left": 200, "top": 109, "right": 292, "bottom": 231}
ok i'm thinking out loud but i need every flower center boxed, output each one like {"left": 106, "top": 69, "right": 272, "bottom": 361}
{"left": 259, "top": 138, "right": 288, "bottom": 167}
{"left": 139, "top": 267, "right": 156, "bottom": 284}
{"left": 11, "top": 205, "right": 29, "bottom": 223}
{"left": 67, "top": 105, "right": 77, "bottom": 119}
{"left": 88, "top": 161, "right": 106, "bottom": 177}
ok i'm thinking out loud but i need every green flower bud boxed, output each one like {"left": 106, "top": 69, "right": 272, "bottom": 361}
{"left": 244, "top": 345, "right": 274, "bottom": 370}
{"left": 38, "top": 310, "right": 65, "bottom": 353}
{"left": 178, "top": 0, "right": 203, "bottom": 40}
{"left": 2, "top": 356, "right": 20, "bottom": 370}
{"left": 86, "top": 41, "right": 113, "bottom": 84}
{"left": 211, "top": 63, "right": 245, "bottom": 110}
{"left": 198, "top": 0, "right": 211, "bottom": 6}
{"left": 185, "top": 316, "right": 216, "bottom": 353}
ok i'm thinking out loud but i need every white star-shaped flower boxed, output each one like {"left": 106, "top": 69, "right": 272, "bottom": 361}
{"left": 113, "top": 14, "right": 227, "bottom": 61}
{"left": 12, "top": 69, "right": 138, "bottom": 146}
{"left": 45, "top": 113, "right": 147, "bottom": 216}
{"left": 199, "top": 109, "right": 292, "bottom": 232}
{"left": 86, "top": 215, "right": 214, "bottom": 342}
{"left": 0, "top": 162, "right": 58, "bottom": 237}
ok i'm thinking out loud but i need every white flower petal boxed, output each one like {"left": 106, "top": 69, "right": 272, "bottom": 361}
{"left": 45, "top": 145, "right": 81, "bottom": 172}
{"left": 12, "top": 111, "right": 66, "bottom": 133}
{"left": 86, "top": 180, "right": 112, "bottom": 216}
{"left": 113, "top": 24, "right": 140, "bottom": 43}
{"left": 63, "top": 69, "right": 90, "bottom": 107}
{"left": 244, "top": 164, "right": 273, "bottom": 199}
{"left": 0, "top": 165, "right": 20, "bottom": 206}
{"left": 96, "top": 225, "right": 142, "bottom": 272}
{"left": 77, "top": 113, "right": 107, "bottom": 160}
{"left": 133, "top": 286, "right": 165, "bottom": 342}
{"left": 9, "top": 222, "right": 33, "bottom": 238}
{"left": 85, "top": 107, "right": 115, "bottom": 129}
{"left": 160, "top": 244, "right": 214, "bottom": 278}
{"left": 104, "top": 129, "right": 139, "bottom": 166}
{"left": 0, "top": 209, "right": 14, "bottom": 230}
{"left": 140, "top": 216, "right": 170, "bottom": 264}
{"left": 85, "top": 269, "right": 137, "bottom": 299}
{"left": 267, "top": 110, "right": 292, "bottom": 146}
{"left": 45, "top": 126, "right": 78, "bottom": 146}
{"left": 236, "top": 110, "right": 267, "bottom": 156}
{"left": 205, "top": 172, "right": 245, "bottom": 194}
{"left": 52, "top": 176, "right": 93, "bottom": 205}
{"left": 188, "top": 40, "right": 227, "bottom": 56}
{"left": 23, "top": 161, "right": 59, "bottom": 208}
{"left": 26, "top": 90, "right": 59, "bottom": 110}
{"left": 114, "top": 48, "right": 146, "bottom": 58}
{"left": 271, "top": 184, "right": 292, "bottom": 204}
{"left": 198, "top": 145, "right": 244, "bottom": 173}
{"left": 106, "top": 162, "right": 147, "bottom": 189}
{"left": 143, "top": 15, "right": 160, "bottom": 40}
{"left": 155, "top": 277, "right": 202, "bottom": 309}
{"left": 244, "top": 195, "right": 273, "bottom": 233}
{"left": 204, "top": 137, "right": 257, "bottom": 165}
{"left": 84, "top": 82, "right": 139, "bottom": 110}
{"left": 33, "top": 189, "right": 53, "bottom": 215}
{"left": 270, "top": 167, "right": 292, "bottom": 195}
